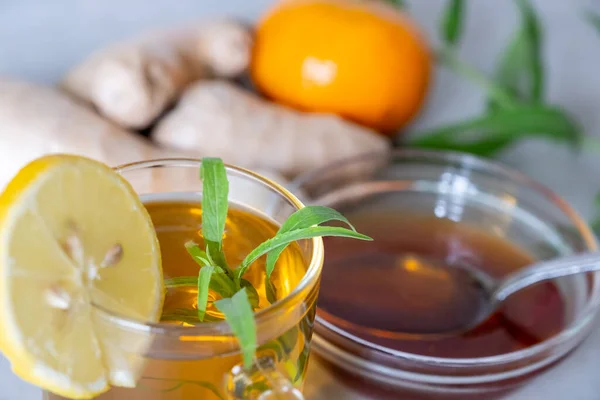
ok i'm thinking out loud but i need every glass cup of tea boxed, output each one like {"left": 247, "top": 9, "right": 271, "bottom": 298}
{"left": 292, "top": 149, "right": 600, "bottom": 399}
{"left": 43, "top": 159, "right": 324, "bottom": 400}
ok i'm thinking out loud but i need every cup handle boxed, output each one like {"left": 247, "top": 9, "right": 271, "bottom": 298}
{"left": 226, "top": 355, "right": 304, "bottom": 400}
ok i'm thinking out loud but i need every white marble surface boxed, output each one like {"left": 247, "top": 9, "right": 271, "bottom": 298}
{"left": 2, "top": 0, "right": 600, "bottom": 399}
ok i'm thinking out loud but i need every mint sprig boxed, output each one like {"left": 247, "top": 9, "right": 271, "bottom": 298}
{"left": 262, "top": 206, "right": 358, "bottom": 303}
{"left": 440, "top": 0, "right": 464, "bottom": 48}
{"left": 214, "top": 289, "right": 257, "bottom": 370}
{"left": 488, "top": 0, "right": 543, "bottom": 110}
{"left": 168, "top": 158, "right": 372, "bottom": 370}
{"left": 185, "top": 242, "right": 212, "bottom": 269}
{"left": 264, "top": 206, "right": 354, "bottom": 278}
{"left": 196, "top": 266, "right": 214, "bottom": 321}
{"left": 399, "top": 0, "right": 582, "bottom": 156}
{"left": 236, "top": 226, "right": 370, "bottom": 280}
{"left": 200, "top": 158, "right": 233, "bottom": 277}
{"left": 408, "top": 104, "right": 581, "bottom": 156}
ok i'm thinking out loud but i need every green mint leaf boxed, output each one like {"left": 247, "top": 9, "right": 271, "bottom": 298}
{"left": 164, "top": 273, "right": 237, "bottom": 299}
{"left": 164, "top": 276, "right": 199, "bottom": 288}
{"left": 210, "top": 271, "right": 237, "bottom": 298}
{"left": 590, "top": 192, "right": 600, "bottom": 238}
{"left": 201, "top": 158, "right": 229, "bottom": 244}
{"left": 240, "top": 279, "right": 260, "bottom": 309}
{"left": 440, "top": 0, "right": 465, "bottom": 47}
{"left": 184, "top": 241, "right": 236, "bottom": 299}
{"left": 237, "top": 227, "right": 372, "bottom": 279}
{"left": 386, "top": 0, "right": 406, "bottom": 8}
{"left": 265, "top": 280, "right": 278, "bottom": 304}
{"left": 197, "top": 266, "right": 215, "bottom": 321}
{"left": 406, "top": 105, "right": 582, "bottom": 156}
{"left": 201, "top": 158, "right": 232, "bottom": 275}
{"left": 205, "top": 242, "right": 231, "bottom": 276}
{"left": 265, "top": 244, "right": 286, "bottom": 284}
{"left": 214, "top": 288, "right": 257, "bottom": 370}
{"left": 185, "top": 241, "right": 212, "bottom": 268}
{"left": 264, "top": 206, "right": 357, "bottom": 294}
{"left": 489, "top": 0, "right": 543, "bottom": 110}
{"left": 586, "top": 11, "right": 600, "bottom": 34}
{"left": 276, "top": 205, "right": 356, "bottom": 234}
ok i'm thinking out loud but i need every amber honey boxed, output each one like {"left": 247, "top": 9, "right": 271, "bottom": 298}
{"left": 320, "top": 208, "right": 565, "bottom": 358}
{"left": 47, "top": 199, "right": 315, "bottom": 400}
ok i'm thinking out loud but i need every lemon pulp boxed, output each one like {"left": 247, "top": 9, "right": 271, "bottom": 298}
{"left": 0, "top": 155, "right": 164, "bottom": 399}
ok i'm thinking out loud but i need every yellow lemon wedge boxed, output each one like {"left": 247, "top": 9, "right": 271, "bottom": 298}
{"left": 0, "top": 155, "right": 164, "bottom": 399}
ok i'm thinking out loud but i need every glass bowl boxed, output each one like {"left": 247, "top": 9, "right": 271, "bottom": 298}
{"left": 291, "top": 149, "right": 600, "bottom": 399}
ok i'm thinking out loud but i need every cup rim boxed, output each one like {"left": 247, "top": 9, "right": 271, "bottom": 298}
{"left": 92, "top": 158, "right": 324, "bottom": 337}
{"left": 293, "top": 148, "right": 600, "bottom": 368}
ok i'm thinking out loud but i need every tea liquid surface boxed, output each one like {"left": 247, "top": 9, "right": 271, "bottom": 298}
{"left": 47, "top": 199, "right": 312, "bottom": 400}
{"left": 320, "top": 209, "right": 565, "bottom": 358}
{"left": 149, "top": 200, "right": 307, "bottom": 318}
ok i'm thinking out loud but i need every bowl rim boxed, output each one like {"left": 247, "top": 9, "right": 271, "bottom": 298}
{"left": 293, "top": 148, "right": 600, "bottom": 374}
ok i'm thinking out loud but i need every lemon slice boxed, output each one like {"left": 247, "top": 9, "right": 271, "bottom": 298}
{"left": 0, "top": 155, "right": 164, "bottom": 399}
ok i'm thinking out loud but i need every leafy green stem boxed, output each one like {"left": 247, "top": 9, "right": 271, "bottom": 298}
{"left": 236, "top": 226, "right": 371, "bottom": 280}
{"left": 440, "top": 0, "right": 465, "bottom": 47}
{"left": 177, "top": 159, "right": 372, "bottom": 371}
{"left": 164, "top": 276, "right": 200, "bottom": 288}
{"left": 436, "top": 46, "right": 517, "bottom": 109}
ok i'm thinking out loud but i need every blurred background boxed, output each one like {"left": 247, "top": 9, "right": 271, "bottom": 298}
{"left": 2, "top": 0, "right": 600, "bottom": 214}
{"left": 2, "top": 0, "right": 600, "bottom": 399}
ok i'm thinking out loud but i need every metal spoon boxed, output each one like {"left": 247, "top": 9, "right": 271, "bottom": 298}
{"left": 443, "top": 251, "right": 600, "bottom": 336}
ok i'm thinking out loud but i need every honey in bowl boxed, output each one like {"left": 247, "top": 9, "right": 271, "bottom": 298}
{"left": 319, "top": 205, "right": 565, "bottom": 359}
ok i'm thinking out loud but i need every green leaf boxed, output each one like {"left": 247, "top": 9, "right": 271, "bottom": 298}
{"left": 266, "top": 280, "right": 278, "bottom": 304}
{"left": 183, "top": 240, "right": 237, "bottom": 300}
{"left": 489, "top": 0, "right": 543, "bottom": 110}
{"left": 201, "top": 158, "right": 232, "bottom": 274}
{"left": 185, "top": 242, "right": 212, "bottom": 268}
{"left": 201, "top": 158, "right": 229, "bottom": 244}
{"left": 164, "top": 276, "right": 200, "bottom": 288}
{"left": 440, "top": 0, "right": 465, "bottom": 47}
{"left": 277, "top": 206, "right": 356, "bottom": 234}
{"left": 214, "top": 288, "right": 257, "bottom": 370}
{"left": 197, "top": 266, "right": 214, "bottom": 321}
{"left": 590, "top": 191, "right": 600, "bottom": 238}
{"left": 386, "top": 0, "right": 406, "bottom": 8}
{"left": 164, "top": 273, "right": 237, "bottom": 299}
{"left": 240, "top": 279, "right": 260, "bottom": 309}
{"left": 294, "top": 310, "right": 315, "bottom": 382}
{"left": 265, "top": 206, "right": 356, "bottom": 281}
{"left": 210, "top": 271, "right": 237, "bottom": 298}
{"left": 205, "top": 245, "right": 231, "bottom": 276}
{"left": 586, "top": 11, "right": 600, "bottom": 34}
{"left": 237, "top": 227, "right": 372, "bottom": 279}
{"left": 406, "top": 105, "right": 582, "bottom": 156}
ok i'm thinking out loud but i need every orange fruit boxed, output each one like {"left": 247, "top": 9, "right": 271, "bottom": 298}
{"left": 250, "top": 0, "right": 432, "bottom": 135}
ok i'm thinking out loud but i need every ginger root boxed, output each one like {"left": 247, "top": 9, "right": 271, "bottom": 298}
{"left": 0, "top": 79, "right": 298, "bottom": 204}
{"left": 61, "top": 19, "right": 253, "bottom": 129}
{"left": 0, "top": 79, "right": 183, "bottom": 191}
{"left": 152, "top": 81, "right": 390, "bottom": 177}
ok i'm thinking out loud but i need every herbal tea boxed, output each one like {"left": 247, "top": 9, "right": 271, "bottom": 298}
{"left": 319, "top": 208, "right": 566, "bottom": 358}
{"left": 46, "top": 198, "right": 314, "bottom": 400}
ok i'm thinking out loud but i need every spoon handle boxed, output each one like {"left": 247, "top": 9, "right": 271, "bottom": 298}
{"left": 495, "top": 251, "right": 600, "bottom": 302}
